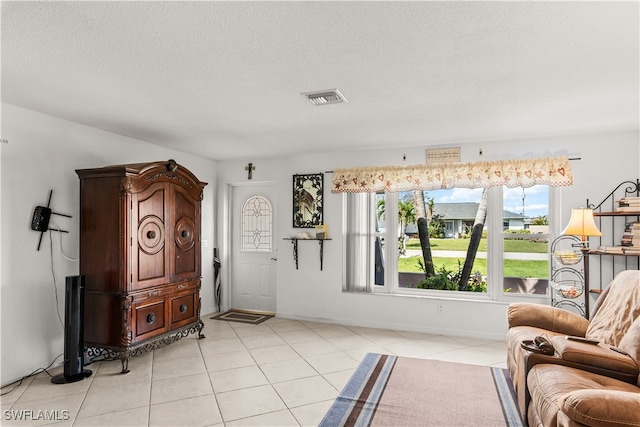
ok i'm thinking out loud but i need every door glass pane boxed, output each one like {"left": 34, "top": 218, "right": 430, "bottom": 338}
{"left": 241, "top": 195, "right": 273, "bottom": 252}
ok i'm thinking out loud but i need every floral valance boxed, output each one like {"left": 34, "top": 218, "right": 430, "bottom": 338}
{"left": 331, "top": 156, "right": 573, "bottom": 193}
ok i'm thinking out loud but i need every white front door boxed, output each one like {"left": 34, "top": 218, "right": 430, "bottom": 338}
{"left": 230, "top": 184, "right": 277, "bottom": 313}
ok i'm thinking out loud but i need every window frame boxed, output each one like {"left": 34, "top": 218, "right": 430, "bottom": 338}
{"left": 344, "top": 185, "right": 557, "bottom": 305}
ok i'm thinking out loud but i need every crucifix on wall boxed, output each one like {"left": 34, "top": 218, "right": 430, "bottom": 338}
{"left": 245, "top": 162, "right": 255, "bottom": 180}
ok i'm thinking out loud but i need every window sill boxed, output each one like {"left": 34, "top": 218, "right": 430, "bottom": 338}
{"left": 367, "top": 287, "right": 550, "bottom": 304}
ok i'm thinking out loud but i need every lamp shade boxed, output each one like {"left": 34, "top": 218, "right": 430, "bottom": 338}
{"left": 561, "top": 208, "right": 602, "bottom": 242}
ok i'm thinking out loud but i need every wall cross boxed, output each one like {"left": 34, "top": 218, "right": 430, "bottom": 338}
{"left": 245, "top": 162, "right": 255, "bottom": 180}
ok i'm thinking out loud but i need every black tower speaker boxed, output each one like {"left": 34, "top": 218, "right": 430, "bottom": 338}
{"left": 51, "top": 275, "right": 92, "bottom": 384}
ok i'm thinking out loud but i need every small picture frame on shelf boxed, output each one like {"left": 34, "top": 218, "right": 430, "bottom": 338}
{"left": 314, "top": 224, "right": 328, "bottom": 239}
{"left": 293, "top": 173, "right": 323, "bottom": 228}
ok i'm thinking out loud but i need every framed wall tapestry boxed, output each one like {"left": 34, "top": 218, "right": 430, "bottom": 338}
{"left": 293, "top": 173, "right": 323, "bottom": 228}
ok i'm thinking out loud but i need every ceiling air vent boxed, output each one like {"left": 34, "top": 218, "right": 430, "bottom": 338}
{"left": 302, "top": 89, "right": 348, "bottom": 106}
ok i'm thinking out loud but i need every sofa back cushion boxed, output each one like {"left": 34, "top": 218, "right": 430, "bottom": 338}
{"left": 586, "top": 270, "right": 640, "bottom": 347}
{"left": 617, "top": 316, "right": 640, "bottom": 386}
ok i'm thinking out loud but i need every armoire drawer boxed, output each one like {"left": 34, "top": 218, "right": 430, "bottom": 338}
{"left": 170, "top": 290, "right": 198, "bottom": 327}
{"left": 133, "top": 299, "right": 167, "bottom": 341}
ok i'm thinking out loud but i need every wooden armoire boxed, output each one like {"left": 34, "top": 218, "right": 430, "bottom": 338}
{"left": 76, "top": 159, "right": 207, "bottom": 372}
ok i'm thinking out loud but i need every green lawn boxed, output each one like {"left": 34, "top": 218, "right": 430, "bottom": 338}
{"left": 400, "top": 237, "right": 549, "bottom": 278}
{"left": 406, "top": 238, "right": 548, "bottom": 253}
{"left": 398, "top": 256, "right": 548, "bottom": 278}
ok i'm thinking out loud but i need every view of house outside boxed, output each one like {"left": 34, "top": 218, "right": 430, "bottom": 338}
{"left": 376, "top": 186, "right": 550, "bottom": 295}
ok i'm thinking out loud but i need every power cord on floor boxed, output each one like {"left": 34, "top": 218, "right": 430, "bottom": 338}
{"left": 0, "top": 354, "right": 63, "bottom": 396}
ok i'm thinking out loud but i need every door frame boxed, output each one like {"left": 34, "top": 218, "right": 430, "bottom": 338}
{"left": 223, "top": 181, "right": 278, "bottom": 313}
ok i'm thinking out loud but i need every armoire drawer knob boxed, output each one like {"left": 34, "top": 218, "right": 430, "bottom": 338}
{"left": 181, "top": 230, "right": 190, "bottom": 238}
{"left": 180, "top": 304, "right": 188, "bottom": 313}
{"left": 147, "top": 230, "right": 156, "bottom": 239}
{"left": 146, "top": 313, "right": 156, "bottom": 324}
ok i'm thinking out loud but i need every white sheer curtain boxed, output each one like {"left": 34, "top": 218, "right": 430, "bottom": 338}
{"left": 343, "top": 192, "right": 374, "bottom": 292}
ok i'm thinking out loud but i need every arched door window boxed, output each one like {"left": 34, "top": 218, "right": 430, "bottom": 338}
{"left": 241, "top": 194, "right": 273, "bottom": 252}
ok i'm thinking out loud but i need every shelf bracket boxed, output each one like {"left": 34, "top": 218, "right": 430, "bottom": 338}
{"left": 318, "top": 239, "right": 324, "bottom": 271}
{"left": 290, "top": 239, "right": 299, "bottom": 269}
{"left": 284, "top": 238, "right": 331, "bottom": 270}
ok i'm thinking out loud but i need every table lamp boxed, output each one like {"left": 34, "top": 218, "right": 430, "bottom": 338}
{"left": 560, "top": 207, "right": 602, "bottom": 318}
{"left": 561, "top": 208, "right": 602, "bottom": 248}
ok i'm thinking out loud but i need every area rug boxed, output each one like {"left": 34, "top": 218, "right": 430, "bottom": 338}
{"left": 210, "top": 310, "right": 274, "bottom": 325}
{"left": 320, "top": 353, "right": 523, "bottom": 427}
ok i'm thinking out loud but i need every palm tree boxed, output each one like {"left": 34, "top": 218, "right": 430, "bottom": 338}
{"left": 398, "top": 200, "right": 416, "bottom": 254}
{"left": 376, "top": 197, "right": 386, "bottom": 222}
{"left": 413, "top": 190, "right": 426, "bottom": 218}
{"left": 413, "top": 190, "right": 435, "bottom": 276}
{"left": 376, "top": 198, "right": 417, "bottom": 255}
{"left": 427, "top": 196, "right": 435, "bottom": 221}
{"left": 459, "top": 188, "right": 488, "bottom": 290}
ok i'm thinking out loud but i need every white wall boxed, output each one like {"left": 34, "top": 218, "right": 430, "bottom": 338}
{"left": 2, "top": 101, "right": 638, "bottom": 385}
{"left": 0, "top": 104, "right": 218, "bottom": 385}
{"left": 216, "top": 132, "right": 639, "bottom": 341}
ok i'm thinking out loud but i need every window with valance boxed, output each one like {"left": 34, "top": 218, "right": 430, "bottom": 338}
{"left": 336, "top": 155, "right": 573, "bottom": 301}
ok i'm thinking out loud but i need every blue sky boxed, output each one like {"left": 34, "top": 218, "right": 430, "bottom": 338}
{"left": 425, "top": 186, "right": 549, "bottom": 219}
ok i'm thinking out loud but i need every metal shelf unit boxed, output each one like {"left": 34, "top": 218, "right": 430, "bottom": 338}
{"left": 550, "top": 235, "right": 586, "bottom": 318}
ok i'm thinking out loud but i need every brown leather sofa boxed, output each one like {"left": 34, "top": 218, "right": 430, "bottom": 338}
{"left": 506, "top": 270, "right": 640, "bottom": 426}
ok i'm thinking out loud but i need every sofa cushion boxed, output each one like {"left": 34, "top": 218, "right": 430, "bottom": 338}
{"left": 618, "top": 316, "right": 640, "bottom": 386}
{"left": 528, "top": 364, "right": 640, "bottom": 427}
{"left": 562, "top": 389, "right": 640, "bottom": 427}
{"left": 550, "top": 336, "right": 639, "bottom": 377}
{"left": 508, "top": 302, "right": 589, "bottom": 336}
{"left": 586, "top": 270, "right": 640, "bottom": 346}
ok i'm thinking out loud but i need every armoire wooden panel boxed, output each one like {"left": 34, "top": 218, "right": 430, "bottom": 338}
{"left": 76, "top": 159, "right": 207, "bottom": 373}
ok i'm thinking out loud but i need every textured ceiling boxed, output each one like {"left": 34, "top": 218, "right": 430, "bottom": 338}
{"left": 2, "top": 1, "right": 638, "bottom": 161}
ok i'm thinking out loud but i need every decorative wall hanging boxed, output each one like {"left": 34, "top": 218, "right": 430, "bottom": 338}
{"left": 245, "top": 162, "right": 255, "bottom": 180}
{"left": 293, "top": 173, "right": 323, "bottom": 228}
{"left": 426, "top": 147, "right": 461, "bottom": 164}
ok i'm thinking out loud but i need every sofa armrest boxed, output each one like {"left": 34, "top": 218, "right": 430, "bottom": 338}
{"left": 508, "top": 303, "right": 589, "bottom": 336}
{"left": 550, "top": 336, "right": 639, "bottom": 381}
{"left": 562, "top": 389, "right": 640, "bottom": 427}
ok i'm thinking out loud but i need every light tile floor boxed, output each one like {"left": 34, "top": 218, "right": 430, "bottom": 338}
{"left": 1, "top": 314, "right": 507, "bottom": 427}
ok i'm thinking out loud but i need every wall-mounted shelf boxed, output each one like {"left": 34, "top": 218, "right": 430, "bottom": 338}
{"left": 590, "top": 211, "right": 640, "bottom": 258}
{"left": 283, "top": 238, "right": 331, "bottom": 270}
{"left": 586, "top": 179, "right": 640, "bottom": 299}
{"left": 594, "top": 211, "right": 640, "bottom": 217}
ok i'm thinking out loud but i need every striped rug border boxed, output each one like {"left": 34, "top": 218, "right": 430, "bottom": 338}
{"left": 319, "top": 353, "right": 396, "bottom": 427}
{"left": 491, "top": 366, "right": 523, "bottom": 426}
{"left": 320, "top": 353, "right": 524, "bottom": 427}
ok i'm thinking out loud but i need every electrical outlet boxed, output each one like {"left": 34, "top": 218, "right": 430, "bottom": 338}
{"left": 437, "top": 303, "right": 444, "bottom": 314}
{"left": 201, "top": 240, "right": 208, "bottom": 248}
